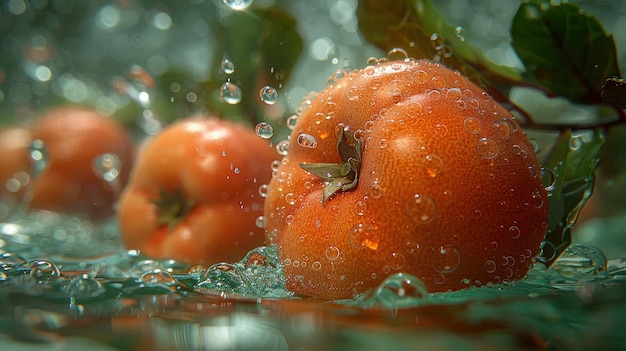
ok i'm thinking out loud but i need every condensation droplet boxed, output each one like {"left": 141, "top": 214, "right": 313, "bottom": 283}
{"left": 255, "top": 122, "right": 274, "bottom": 139}
{"left": 220, "top": 81, "right": 242, "bottom": 104}
{"left": 297, "top": 133, "right": 318, "bottom": 148}
{"left": 260, "top": 86, "right": 278, "bottom": 105}
{"left": 405, "top": 193, "right": 437, "bottom": 223}
{"left": 477, "top": 137, "right": 499, "bottom": 159}
{"left": 463, "top": 116, "right": 481, "bottom": 134}
{"left": 325, "top": 246, "right": 340, "bottom": 260}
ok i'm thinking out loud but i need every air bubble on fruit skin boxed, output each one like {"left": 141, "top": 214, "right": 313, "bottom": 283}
{"left": 405, "top": 240, "right": 420, "bottom": 254}
{"left": 446, "top": 88, "right": 462, "bottom": 101}
{"left": 463, "top": 116, "right": 481, "bottom": 134}
{"left": 297, "top": 133, "right": 318, "bottom": 148}
{"left": 387, "top": 47, "right": 409, "bottom": 61}
{"left": 325, "top": 246, "right": 340, "bottom": 260}
{"left": 354, "top": 201, "right": 366, "bottom": 215}
{"left": 258, "top": 184, "right": 269, "bottom": 197}
{"left": 422, "top": 154, "right": 443, "bottom": 178}
{"left": 255, "top": 216, "right": 266, "bottom": 228}
{"left": 370, "top": 183, "right": 383, "bottom": 198}
{"left": 414, "top": 70, "right": 428, "bottom": 84}
{"left": 427, "top": 90, "right": 441, "bottom": 101}
{"left": 312, "top": 261, "right": 322, "bottom": 271}
{"left": 405, "top": 193, "right": 437, "bottom": 223}
{"left": 509, "top": 225, "right": 521, "bottom": 239}
{"left": 431, "top": 245, "right": 461, "bottom": 274}
{"left": 347, "top": 86, "right": 359, "bottom": 101}
{"left": 284, "top": 192, "right": 296, "bottom": 205}
{"left": 255, "top": 122, "right": 274, "bottom": 139}
{"left": 405, "top": 101, "right": 423, "bottom": 117}
{"left": 484, "top": 260, "right": 497, "bottom": 273}
{"left": 493, "top": 120, "right": 512, "bottom": 140}
{"left": 477, "top": 137, "right": 499, "bottom": 159}
{"left": 364, "top": 120, "right": 374, "bottom": 132}
{"left": 390, "top": 252, "right": 406, "bottom": 269}
{"left": 349, "top": 223, "right": 379, "bottom": 250}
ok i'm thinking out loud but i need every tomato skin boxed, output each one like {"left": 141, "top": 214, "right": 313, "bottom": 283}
{"left": 0, "top": 107, "right": 134, "bottom": 218}
{"left": 118, "top": 116, "right": 277, "bottom": 265}
{"left": 264, "top": 59, "right": 549, "bottom": 299}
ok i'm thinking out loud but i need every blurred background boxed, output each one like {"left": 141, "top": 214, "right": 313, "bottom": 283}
{"left": 1, "top": 0, "right": 625, "bottom": 256}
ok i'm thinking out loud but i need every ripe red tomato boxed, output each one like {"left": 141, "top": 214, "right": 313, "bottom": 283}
{"left": 0, "top": 127, "right": 32, "bottom": 204}
{"left": 264, "top": 59, "right": 549, "bottom": 299}
{"left": 0, "top": 106, "right": 134, "bottom": 219}
{"left": 118, "top": 116, "right": 277, "bottom": 265}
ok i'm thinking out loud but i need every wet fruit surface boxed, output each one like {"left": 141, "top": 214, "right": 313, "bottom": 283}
{"left": 118, "top": 116, "right": 277, "bottom": 265}
{"left": 264, "top": 59, "right": 549, "bottom": 299}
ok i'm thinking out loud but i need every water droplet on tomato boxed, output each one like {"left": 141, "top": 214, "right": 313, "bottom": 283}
{"left": 405, "top": 193, "right": 437, "bottom": 223}
{"left": 255, "top": 122, "right": 274, "bottom": 139}
{"left": 285, "top": 192, "right": 296, "bottom": 205}
{"left": 477, "top": 137, "right": 499, "bottom": 159}
{"left": 259, "top": 86, "right": 278, "bottom": 105}
{"left": 325, "top": 246, "right": 340, "bottom": 260}
{"left": 422, "top": 154, "right": 443, "bottom": 178}
{"left": 353, "top": 200, "right": 366, "bottom": 215}
{"left": 484, "top": 260, "right": 497, "bottom": 273}
{"left": 463, "top": 116, "right": 481, "bottom": 134}
{"left": 220, "top": 81, "right": 242, "bottom": 104}
{"left": 349, "top": 223, "right": 379, "bottom": 250}
{"left": 297, "top": 133, "right": 317, "bottom": 148}
{"left": 255, "top": 215, "right": 266, "bottom": 228}
{"left": 431, "top": 245, "right": 461, "bottom": 274}
{"left": 347, "top": 85, "right": 359, "bottom": 101}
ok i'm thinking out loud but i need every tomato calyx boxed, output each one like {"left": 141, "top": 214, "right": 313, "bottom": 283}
{"left": 299, "top": 128, "right": 362, "bottom": 206}
{"left": 151, "top": 188, "right": 195, "bottom": 229}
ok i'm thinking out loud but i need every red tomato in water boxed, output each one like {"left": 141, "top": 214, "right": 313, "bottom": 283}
{"left": 264, "top": 59, "right": 549, "bottom": 299}
{"left": 118, "top": 116, "right": 278, "bottom": 265}
{"left": 0, "top": 106, "right": 134, "bottom": 219}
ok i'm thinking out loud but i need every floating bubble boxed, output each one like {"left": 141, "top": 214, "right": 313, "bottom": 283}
{"left": 258, "top": 184, "right": 269, "bottom": 197}
{"left": 297, "top": 133, "right": 317, "bottom": 148}
{"left": 28, "top": 139, "right": 48, "bottom": 179}
{"left": 223, "top": 0, "right": 252, "bottom": 10}
{"left": 431, "top": 245, "right": 461, "bottom": 274}
{"left": 220, "top": 57, "right": 235, "bottom": 74}
{"left": 286, "top": 115, "right": 298, "bottom": 130}
{"left": 276, "top": 139, "right": 289, "bottom": 156}
{"left": 405, "top": 193, "right": 436, "bottom": 223}
{"left": 255, "top": 122, "right": 274, "bottom": 139}
{"left": 260, "top": 86, "right": 279, "bottom": 105}
{"left": 220, "top": 81, "right": 242, "bottom": 104}
{"left": 255, "top": 215, "right": 266, "bottom": 229}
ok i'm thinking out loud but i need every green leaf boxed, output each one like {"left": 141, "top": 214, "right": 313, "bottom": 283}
{"left": 203, "top": 6, "right": 303, "bottom": 125}
{"left": 539, "top": 128, "right": 605, "bottom": 265}
{"left": 511, "top": 1, "right": 621, "bottom": 104}
{"left": 601, "top": 77, "right": 626, "bottom": 108}
{"left": 356, "top": 0, "right": 524, "bottom": 92}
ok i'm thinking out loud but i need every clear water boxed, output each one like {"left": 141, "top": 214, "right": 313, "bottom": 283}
{"left": 1, "top": 209, "right": 626, "bottom": 350}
